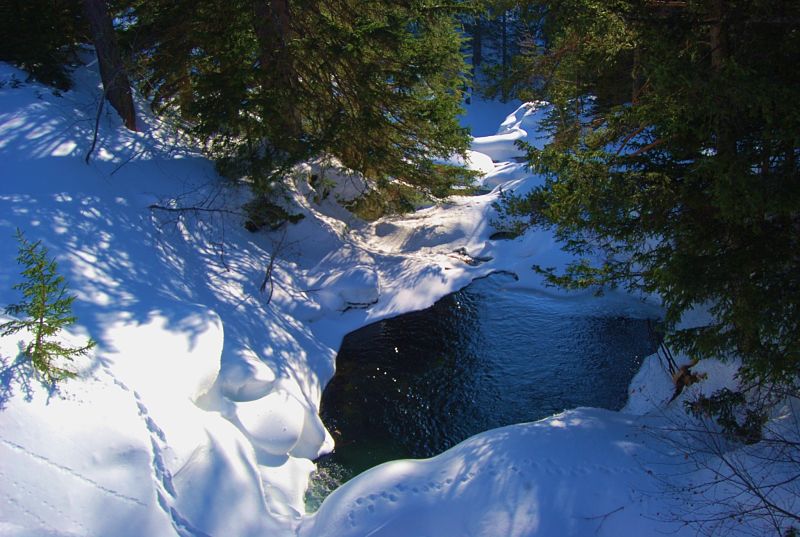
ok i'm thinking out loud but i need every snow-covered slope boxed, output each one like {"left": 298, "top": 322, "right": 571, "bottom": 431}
{"left": 301, "top": 408, "right": 673, "bottom": 537}
{"left": 0, "top": 60, "right": 782, "bottom": 537}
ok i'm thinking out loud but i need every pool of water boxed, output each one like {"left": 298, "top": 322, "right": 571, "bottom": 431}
{"left": 306, "top": 274, "right": 660, "bottom": 509}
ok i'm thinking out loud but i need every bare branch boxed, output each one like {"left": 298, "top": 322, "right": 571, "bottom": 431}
{"left": 260, "top": 228, "right": 287, "bottom": 304}
{"left": 85, "top": 87, "right": 108, "bottom": 164}
{"left": 148, "top": 204, "right": 243, "bottom": 217}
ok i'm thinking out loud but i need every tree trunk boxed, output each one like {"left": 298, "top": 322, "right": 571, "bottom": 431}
{"left": 708, "top": 0, "right": 727, "bottom": 73}
{"left": 631, "top": 45, "right": 642, "bottom": 104}
{"left": 709, "top": 0, "right": 734, "bottom": 157}
{"left": 253, "top": 0, "right": 291, "bottom": 70}
{"left": 82, "top": 0, "right": 137, "bottom": 131}
{"left": 501, "top": 11, "right": 508, "bottom": 101}
{"left": 253, "top": 0, "right": 302, "bottom": 138}
{"left": 471, "top": 18, "right": 483, "bottom": 68}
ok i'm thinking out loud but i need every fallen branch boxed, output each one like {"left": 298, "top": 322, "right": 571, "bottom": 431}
{"left": 148, "top": 184, "right": 242, "bottom": 272}
{"left": 260, "top": 229, "right": 288, "bottom": 305}
{"left": 582, "top": 505, "right": 624, "bottom": 535}
{"left": 85, "top": 88, "right": 107, "bottom": 164}
{"left": 148, "top": 204, "right": 243, "bottom": 217}
{"left": 85, "top": 62, "right": 134, "bottom": 164}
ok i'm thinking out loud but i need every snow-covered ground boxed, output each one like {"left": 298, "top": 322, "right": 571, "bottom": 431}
{"left": 0, "top": 60, "right": 786, "bottom": 537}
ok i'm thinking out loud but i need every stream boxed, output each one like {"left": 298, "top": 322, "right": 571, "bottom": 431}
{"left": 306, "top": 273, "right": 660, "bottom": 510}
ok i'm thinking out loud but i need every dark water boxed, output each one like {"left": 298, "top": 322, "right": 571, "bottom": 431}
{"left": 307, "top": 274, "right": 660, "bottom": 509}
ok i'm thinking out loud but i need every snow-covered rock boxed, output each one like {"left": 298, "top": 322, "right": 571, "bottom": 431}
{"left": 235, "top": 390, "right": 307, "bottom": 455}
{"left": 309, "top": 265, "right": 380, "bottom": 311}
{"left": 103, "top": 307, "right": 222, "bottom": 403}
{"left": 437, "top": 149, "right": 496, "bottom": 176}
{"left": 306, "top": 246, "right": 381, "bottom": 312}
{"left": 299, "top": 408, "right": 681, "bottom": 537}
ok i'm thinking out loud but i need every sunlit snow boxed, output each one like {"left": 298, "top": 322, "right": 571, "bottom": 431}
{"left": 0, "top": 59, "right": 782, "bottom": 537}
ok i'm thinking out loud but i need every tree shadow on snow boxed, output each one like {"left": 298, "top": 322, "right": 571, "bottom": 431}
{"left": 0, "top": 349, "right": 62, "bottom": 410}
{"left": 0, "top": 62, "right": 336, "bottom": 408}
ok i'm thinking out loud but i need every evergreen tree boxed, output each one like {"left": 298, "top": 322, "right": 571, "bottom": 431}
{"left": 498, "top": 1, "right": 800, "bottom": 388}
{"left": 0, "top": 0, "right": 86, "bottom": 89}
{"left": 82, "top": 0, "right": 137, "bottom": 130}
{"left": 463, "top": 0, "right": 544, "bottom": 101}
{"left": 123, "top": 0, "right": 474, "bottom": 220}
{"left": 1, "top": 230, "right": 95, "bottom": 384}
{"left": 0, "top": 0, "right": 137, "bottom": 129}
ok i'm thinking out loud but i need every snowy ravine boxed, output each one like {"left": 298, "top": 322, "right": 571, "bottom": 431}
{"left": 0, "top": 61, "right": 742, "bottom": 537}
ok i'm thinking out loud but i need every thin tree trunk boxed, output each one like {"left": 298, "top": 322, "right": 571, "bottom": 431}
{"left": 253, "top": 0, "right": 302, "bottom": 138}
{"left": 786, "top": 140, "right": 797, "bottom": 175}
{"left": 709, "top": 0, "right": 734, "bottom": 157}
{"left": 501, "top": 11, "right": 508, "bottom": 101}
{"left": 631, "top": 45, "right": 642, "bottom": 104}
{"left": 82, "top": 0, "right": 137, "bottom": 131}
{"left": 472, "top": 18, "right": 483, "bottom": 68}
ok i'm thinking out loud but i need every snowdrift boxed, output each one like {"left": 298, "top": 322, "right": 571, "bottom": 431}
{"left": 1, "top": 60, "right": 779, "bottom": 537}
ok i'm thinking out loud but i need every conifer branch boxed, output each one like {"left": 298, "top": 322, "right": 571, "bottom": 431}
{"left": 1, "top": 230, "right": 95, "bottom": 385}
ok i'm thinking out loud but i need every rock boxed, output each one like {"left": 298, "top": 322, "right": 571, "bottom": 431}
{"left": 489, "top": 231, "right": 519, "bottom": 241}
{"left": 309, "top": 265, "right": 380, "bottom": 312}
{"left": 450, "top": 247, "right": 493, "bottom": 266}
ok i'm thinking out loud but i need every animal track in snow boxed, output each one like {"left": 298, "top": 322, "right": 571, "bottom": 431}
{"left": 0, "top": 438, "right": 146, "bottom": 507}
{"left": 129, "top": 390, "right": 207, "bottom": 537}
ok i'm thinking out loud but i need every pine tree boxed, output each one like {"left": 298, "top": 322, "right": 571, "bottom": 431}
{"left": 464, "top": 0, "right": 543, "bottom": 101}
{"left": 0, "top": 0, "right": 138, "bottom": 129}
{"left": 497, "top": 0, "right": 800, "bottom": 388}
{"left": 122, "top": 0, "right": 474, "bottom": 220}
{"left": 82, "top": 0, "right": 137, "bottom": 130}
{"left": 0, "top": 0, "right": 87, "bottom": 89}
{"left": 1, "top": 230, "right": 95, "bottom": 384}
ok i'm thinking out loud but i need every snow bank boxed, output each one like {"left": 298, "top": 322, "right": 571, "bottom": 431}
{"left": 0, "top": 60, "right": 292, "bottom": 536}
{"left": 1, "top": 59, "right": 773, "bottom": 537}
{"left": 437, "top": 149, "right": 496, "bottom": 176}
{"left": 0, "top": 60, "right": 660, "bottom": 535}
{"left": 299, "top": 408, "right": 679, "bottom": 537}
{"left": 470, "top": 101, "right": 550, "bottom": 161}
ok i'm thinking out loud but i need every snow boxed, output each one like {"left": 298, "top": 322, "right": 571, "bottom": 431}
{"left": 299, "top": 408, "right": 673, "bottom": 537}
{"left": 0, "top": 59, "right": 791, "bottom": 537}
{"left": 470, "top": 101, "right": 550, "bottom": 162}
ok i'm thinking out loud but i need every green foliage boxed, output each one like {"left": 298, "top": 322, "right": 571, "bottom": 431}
{"left": 497, "top": 1, "right": 800, "bottom": 388}
{"left": 687, "top": 388, "right": 768, "bottom": 445}
{"left": 242, "top": 196, "right": 304, "bottom": 232}
{"left": 0, "top": 0, "right": 87, "bottom": 89}
{"left": 490, "top": 187, "right": 548, "bottom": 238}
{"left": 346, "top": 181, "right": 421, "bottom": 221}
{"left": 122, "top": 0, "right": 475, "bottom": 219}
{"left": 469, "top": 2, "right": 545, "bottom": 101}
{"left": 1, "top": 230, "right": 95, "bottom": 384}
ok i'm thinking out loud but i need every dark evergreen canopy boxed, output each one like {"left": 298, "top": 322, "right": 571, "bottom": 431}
{"left": 499, "top": 0, "right": 800, "bottom": 387}
{"left": 0, "top": 0, "right": 86, "bottom": 89}
{"left": 124, "top": 0, "right": 474, "bottom": 210}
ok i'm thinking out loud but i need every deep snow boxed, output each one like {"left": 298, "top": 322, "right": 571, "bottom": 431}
{"left": 0, "top": 59, "right": 787, "bottom": 537}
